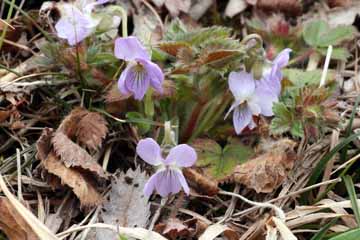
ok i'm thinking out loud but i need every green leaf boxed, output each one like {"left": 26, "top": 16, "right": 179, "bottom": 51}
{"left": 303, "top": 20, "right": 329, "bottom": 47}
{"left": 193, "top": 138, "right": 254, "bottom": 180}
{"left": 283, "top": 69, "right": 335, "bottom": 88}
{"left": 343, "top": 175, "right": 360, "bottom": 226}
{"left": 311, "top": 218, "right": 338, "bottom": 240}
{"left": 329, "top": 228, "right": 360, "bottom": 240}
{"left": 290, "top": 120, "right": 304, "bottom": 138}
{"left": 125, "top": 112, "right": 151, "bottom": 134}
{"left": 317, "top": 25, "right": 355, "bottom": 47}
{"left": 317, "top": 47, "right": 351, "bottom": 60}
{"left": 306, "top": 132, "right": 360, "bottom": 198}
{"left": 303, "top": 20, "right": 355, "bottom": 47}
{"left": 270, "top": 102, "right": 292, "bottom": 135}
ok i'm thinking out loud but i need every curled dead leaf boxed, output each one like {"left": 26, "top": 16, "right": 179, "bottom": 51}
{"left": 234, "top": 138, "right": 297, "bottom": 193}
{"left": 42, "top": 151, "right": 103, "bottom": 206}
{"left": 57, "top": 107, "right": 108, "bottom": 150}
{"left": 0, "top": 197, "right": 38, "bottom": 240}
{"left": 52, "top": 131, "right": 108, "bottom": 179}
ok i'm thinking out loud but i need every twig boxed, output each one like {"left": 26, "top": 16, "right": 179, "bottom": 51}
{"left": 219, "top": 190, "right": 286, "bottom": 221}
{"left": 232, "top": 178, "right": 342, "bottom": 218}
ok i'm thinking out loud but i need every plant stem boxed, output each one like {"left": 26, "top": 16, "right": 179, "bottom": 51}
{"left": 0, "top": 0, "right": 15, "bottom": 51}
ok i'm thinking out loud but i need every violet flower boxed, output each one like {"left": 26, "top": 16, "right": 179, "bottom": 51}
{"left": 225, "top": 48, "right": 291, "bottom": 135}
{"left": 55, "top": 0, "right": 108, "bottom": 46}
{"left": 114, "top": 37, "right": 164, "bottom": 100}
{"left": 136, "top": 138, "right": 197, "bottom": 197}
{"left": 225, "top": 71, "right": 278, "bottom": 134}
{"left": 262, "top": 48, "right": 292, "bottom": 96}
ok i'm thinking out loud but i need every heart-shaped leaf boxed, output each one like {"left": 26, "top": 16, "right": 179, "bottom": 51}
{"left": 192, "top": 138, "right": 254, "bottom": 181}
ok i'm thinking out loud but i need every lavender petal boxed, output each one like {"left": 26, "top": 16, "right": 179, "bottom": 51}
{"left": 136, "top": 138, "right": 163, "bottom": 166}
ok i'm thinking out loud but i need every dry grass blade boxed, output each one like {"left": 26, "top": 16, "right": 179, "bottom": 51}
{"left": 57, "top": 223, "right": 167, "bottom": 240}
{"left": 272, "top": 216, "right": 297, "bottom": 240}
{"left": 0, "top": 174, "right": 60, "bottom": 240}
{"left": 199, "top": 224, "right": 228, "bottom": 240}
{"left": 0, "top": 197, "right": 38, "bottom": 240}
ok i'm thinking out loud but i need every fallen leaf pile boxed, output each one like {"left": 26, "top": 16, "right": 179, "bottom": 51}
{"left": 234, "top": 138, "right": 297, "bottom": 193}
{"left": 36, "top": 107, "right": 108, "bottom": 206}
{"left": 96, "top": 167, "right": 150, "bottom": 239}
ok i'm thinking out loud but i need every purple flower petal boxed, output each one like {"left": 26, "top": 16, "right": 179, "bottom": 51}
{"left": 228, "top": 71, "right": 255, "bottom": 101}
{"left": 114, "top": 37, "right": 150, "bottom": 61}
{"left": 55, "top": 4, "right": 96, "bottom": 45}
{"left": 273, "top": 48, "right": 292, "bottom": 68}
{"left": 247, "top": 100, "right": 261, "bottom": 116}
{"left": 118, "top": 62, "right": 151, "bottom": 100}
{"left": 164, "top": 144, "right": 197, "bottom": 167}
{"left": 233, "top": 106, "right": 253, "bottom": 135}
{"left": 143, "top": 171, "right": 158, "bottom": 197}
{"left": 138, "top": 59, "right": 164, "bottom": 94}
{"left": 149, "top": 169, "right": 183, "bottom": 197}
{"left": 136, "top": 138, "right": 163, "bottom": 166}
{"left": 224, "top": 99, "right": 242, "bottom": 120}
{"left": 174, "top": 170, "right": 190, "bottom": 195}
{"left": 253, "top": 87, "right": 278, "bottom": 116}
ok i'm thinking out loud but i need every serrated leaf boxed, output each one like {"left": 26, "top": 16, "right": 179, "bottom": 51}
{"left": 290, "top": 120, "right": 304, "bottom": 138}
{"left": 270, "top": 102, "right": 292, "bottom": 135}
{"left": 303, "top": 20, "right": 355, "bottom": 47}
{"left": 283, "top": 69, "right": 335, "bottom": 88}
{"left": 193, "top": 138, "right": 253, "bottom": 181}
{"left": 157, "top": 42, "right": 192, "bottom": 57}
{"left": 199, "top": 50, "right": 240, "bottom": 65}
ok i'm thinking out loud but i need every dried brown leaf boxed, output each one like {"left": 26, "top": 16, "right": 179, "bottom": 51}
{"left": 42, "top": 151, "right": 103, "bottom": 206}
{"left": 155, "top": 218, "right": 192, "bottom": 240}
{"left": 158, "top": 42, "right": 192, "bottom": 57}
{"left": 182, "top": 168, "right": 219, "bottom": 196}
{"left": 198, "top": 50, "right": 239, "bottom": 65}
{"left": 57, "top": 107, "right": 88, "bottom": 137}
{"left": 234, "top": 139, "right": 297, "bottom": 193}
{"left": 36, "top": 127, "right": 54, "bottom": 162}
{"left": 52, "top": 131, "right": 108, "bottom": 179}
{"left": 57, "top": 107, "right": 108, "bottom": 150}
{"left": 97, "top": 168, "right": 150, "bottom": 239}
{"left": 0, "top": 197, "right": 38, "bottom": 240}
{"left": 75, "top": 111, "right": 108, "bottom": 150}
